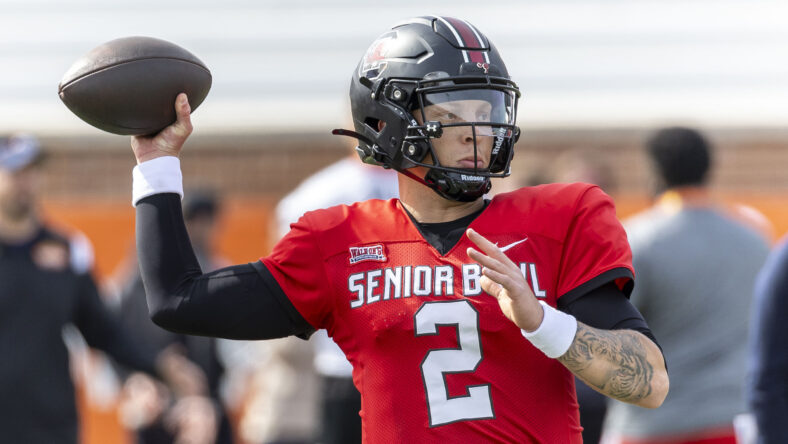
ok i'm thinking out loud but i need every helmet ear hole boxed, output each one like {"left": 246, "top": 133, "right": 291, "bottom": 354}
{"left": 364, "top": 118, "right": 383, "bottom": 133}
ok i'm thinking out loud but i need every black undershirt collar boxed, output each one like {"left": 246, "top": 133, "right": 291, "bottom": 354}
{"left": 404, "top": 200, "right": 489, "bottom": 255}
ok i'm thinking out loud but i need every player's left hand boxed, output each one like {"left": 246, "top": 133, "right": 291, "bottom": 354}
{"left": 466, "top": 228, "right": 544, "bottom": 332}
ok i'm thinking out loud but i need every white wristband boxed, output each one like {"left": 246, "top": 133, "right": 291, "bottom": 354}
{"left": 521, "top": 301, "right": 578, "bottom": 359}
{"left": 131, "top": 156, "right": 184, "bottom": 206}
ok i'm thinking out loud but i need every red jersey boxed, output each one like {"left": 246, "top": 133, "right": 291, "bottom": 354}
{"left": 263, "top": 183, "right": 633, "bottom": 443}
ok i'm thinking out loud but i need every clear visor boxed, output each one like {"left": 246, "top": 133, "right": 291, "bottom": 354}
{"left": 419, "top": 89, "right": 515, "bottom": 136}
{"left": 406, "top": 88, "right": 517, "bottom": 175}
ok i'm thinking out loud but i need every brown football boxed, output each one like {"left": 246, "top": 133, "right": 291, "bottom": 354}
{"left": 58, "top": 36, "right": 211, "bottom": 135}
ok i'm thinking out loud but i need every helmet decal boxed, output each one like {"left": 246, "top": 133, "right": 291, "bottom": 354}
{"left": 360, "top": 32, "right": 396, "bottom": 80}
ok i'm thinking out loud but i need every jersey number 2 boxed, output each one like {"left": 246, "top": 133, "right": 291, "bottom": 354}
{"left": 414, "top": 300, "right": 494, "bottom": 426}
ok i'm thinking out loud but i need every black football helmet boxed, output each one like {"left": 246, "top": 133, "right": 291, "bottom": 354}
{"left": 334, "top": 16, "right": 521, "bottom": 201}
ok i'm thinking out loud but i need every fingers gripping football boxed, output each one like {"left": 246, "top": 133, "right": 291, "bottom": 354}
{"left": 466, "top": 228, "right": 544, "bottom": 332}
{"left": 131, "top": 93, "right": 193, "bottom": 164}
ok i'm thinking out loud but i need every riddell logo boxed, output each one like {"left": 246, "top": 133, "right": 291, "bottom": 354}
{"left": 349, "top": 245, "right": 387, "bottom": 264}
{"left": 460, "top": 174, "right": 484, "bottom": 182}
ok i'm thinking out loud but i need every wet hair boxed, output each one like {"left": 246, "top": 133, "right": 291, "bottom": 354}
{"left": 646, "top": 127, "right": 712, "bottom": 189}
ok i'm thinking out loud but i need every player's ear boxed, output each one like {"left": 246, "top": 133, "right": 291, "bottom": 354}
{"left": 377, "top": 120, "right": 386, "bottom": 131}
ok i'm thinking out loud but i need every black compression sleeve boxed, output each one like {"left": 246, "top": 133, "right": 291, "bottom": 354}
{"left": 136, "top": 193, "right": 314, "bottom": 340}
{"left": 559, "top": 282, "right": 662, "bottom": 352}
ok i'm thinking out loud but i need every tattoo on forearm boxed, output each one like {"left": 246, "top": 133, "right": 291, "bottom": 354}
{"left": 558, "top": 323, "right": 654, "bottom": 403}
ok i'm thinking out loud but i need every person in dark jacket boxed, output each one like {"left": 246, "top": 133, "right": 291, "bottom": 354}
{"left": 0, "top": 134, "right": 177, "bottom": 444}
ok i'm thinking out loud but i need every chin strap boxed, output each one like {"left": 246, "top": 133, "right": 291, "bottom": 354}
{"left": 397, "top": 167, "right": 488, "bottom": 202}
{"left": 397, "top": 167, "right": 430, "bottom": 187}
{"left": 425, "top": 169, "right": 490, "bottom": 202}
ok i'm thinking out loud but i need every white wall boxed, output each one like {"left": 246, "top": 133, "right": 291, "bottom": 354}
{"left": 1, "top": 0, "right": 787, "bottom": 135}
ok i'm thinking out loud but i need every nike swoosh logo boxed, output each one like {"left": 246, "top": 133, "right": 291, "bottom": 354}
{"left": 499, "top": 237, "right": 528, "bottom": 252}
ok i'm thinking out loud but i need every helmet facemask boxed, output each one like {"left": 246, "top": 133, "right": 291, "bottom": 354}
{"left": 398, "top": 75, "right": 520, "bottom": 201}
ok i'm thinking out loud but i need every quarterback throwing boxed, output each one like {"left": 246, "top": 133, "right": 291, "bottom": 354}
{"left": 130, "top": 16, "right": 668, "bottom": 443}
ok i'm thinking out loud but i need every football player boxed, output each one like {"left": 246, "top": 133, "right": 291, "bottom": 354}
{"left": 130, "top": 16, "right": 668, "bottom": 443}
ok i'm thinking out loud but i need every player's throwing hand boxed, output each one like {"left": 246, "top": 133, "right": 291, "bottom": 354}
{"left": 131, "top": 93, "right": 193, "bottom": 164}
{"left": 466, "top": 228, "right": 545, "bottom": 332}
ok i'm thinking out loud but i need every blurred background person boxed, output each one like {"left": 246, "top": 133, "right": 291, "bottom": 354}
{"left": 0, "top": 134, "right": 175, "bottom": 444}
{"left": 602, "top": 127, "right": 770, "bottom": 444}
{"left": 113, "top": 190, "right": 235, "bottom": 444}
{"left": 747, "top": 235, "right": 788, "bottom": 444}
{"left": 548, "top": 147, "right": 618, "bottom": 196}
{"left": 503, "top": 146, "right": 617, "bottom": 192}
{"left": 237, "top": 151, "right": 398, "bottom": 444}
{"left": 235, "top": 333, "right": 319, "bottom": 444}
